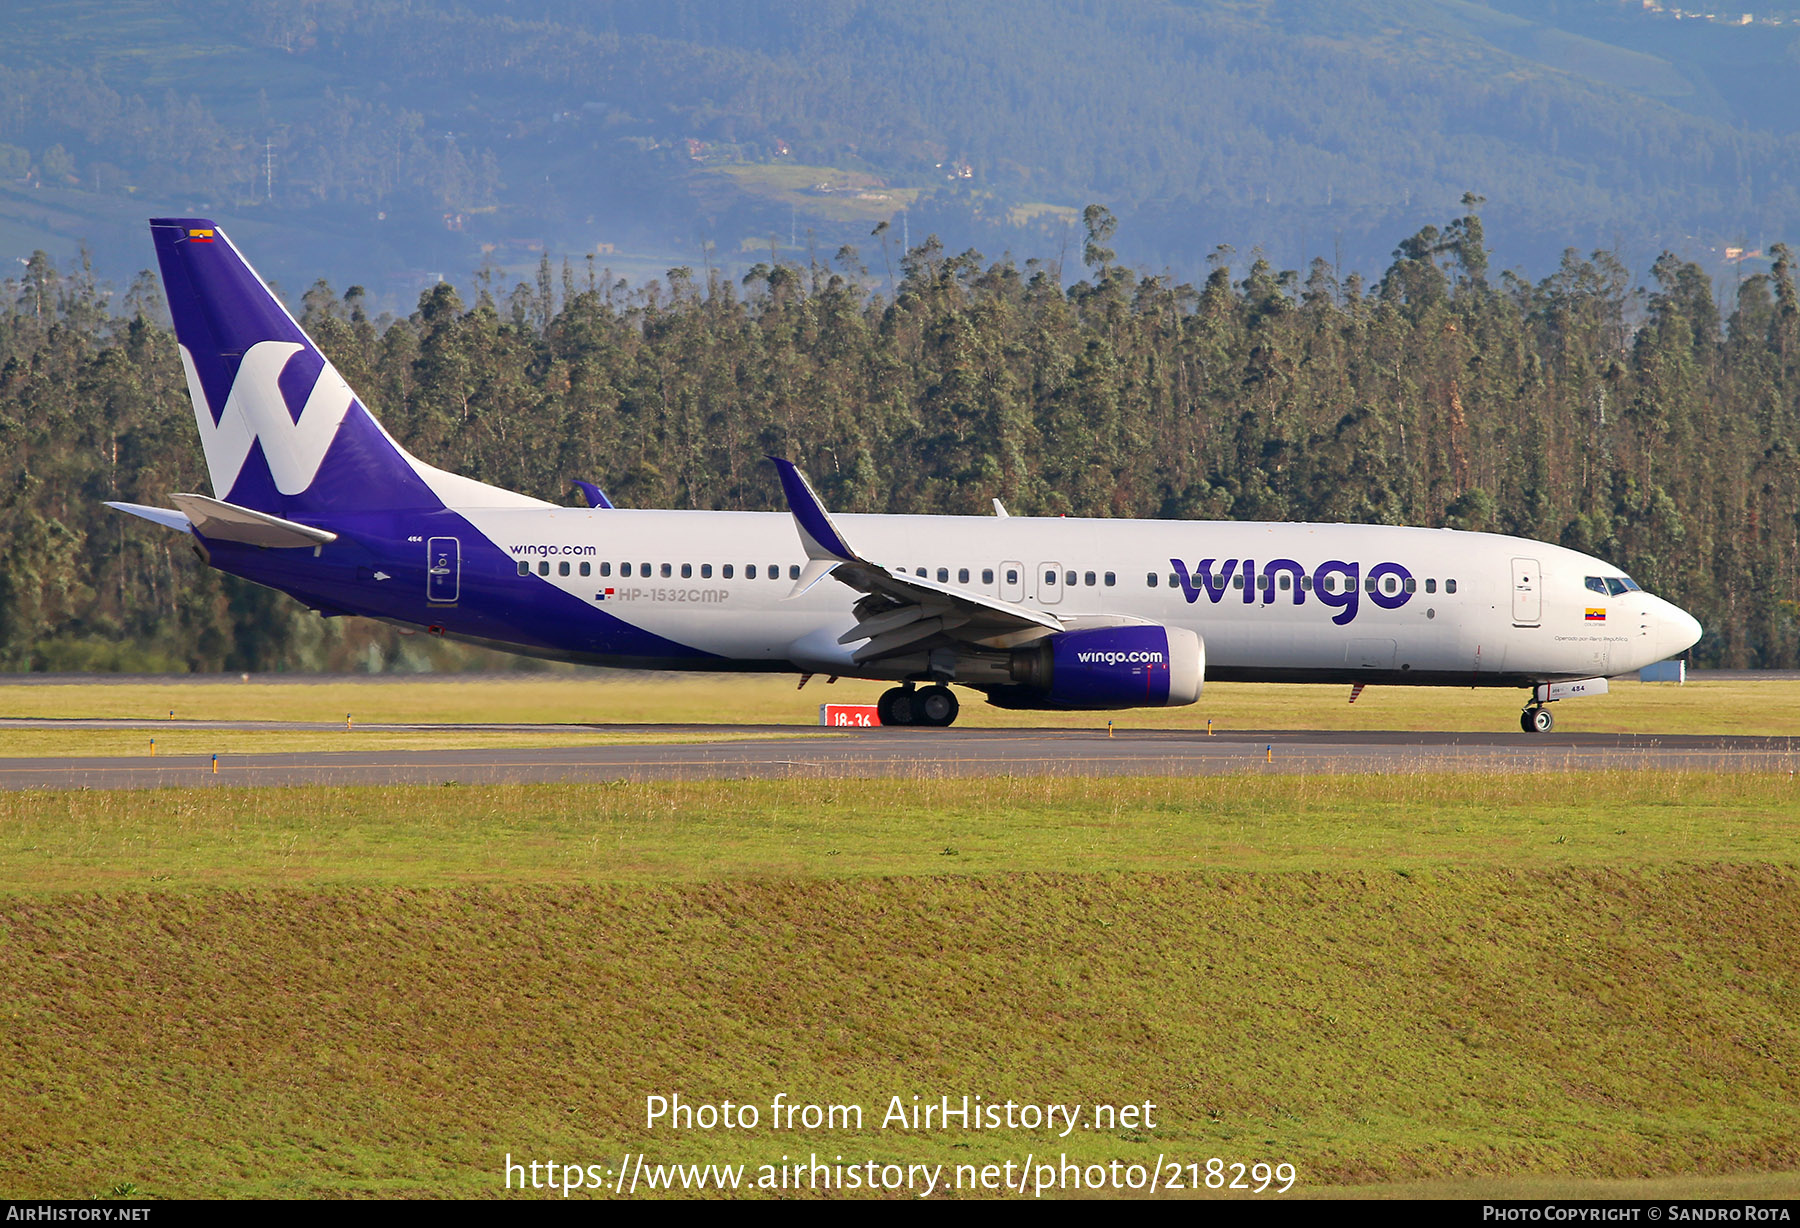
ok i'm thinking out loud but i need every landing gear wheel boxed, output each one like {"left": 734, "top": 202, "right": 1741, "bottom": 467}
{"left": 1521, "top": 705, "right": 1554, "bottom": 734}
{"left": 917, "top": 684, "right": 959, "bottom": 727}
{"left": 879, "top": 686, "right": 917, "bottom": 726}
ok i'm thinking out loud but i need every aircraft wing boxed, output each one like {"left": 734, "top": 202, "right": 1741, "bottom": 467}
{"left": 770, "top": 457, "right": 1062, "bottom": 664}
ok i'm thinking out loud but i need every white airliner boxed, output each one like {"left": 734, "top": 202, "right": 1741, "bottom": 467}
{"left": 109, "top": 219, "right": 1702, "bottom": 732}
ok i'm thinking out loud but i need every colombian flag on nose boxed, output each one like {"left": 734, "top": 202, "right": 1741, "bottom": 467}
{"left": 188, "top": 228, "right": 214, "bottom": 243}
{"left": 1586, "top": 608, "right": 1606, "bottom": 622}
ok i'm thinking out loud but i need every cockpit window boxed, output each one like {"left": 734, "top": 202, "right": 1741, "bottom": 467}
{"left": 1587, "top": 575, "right": 1642, "bottom": 597}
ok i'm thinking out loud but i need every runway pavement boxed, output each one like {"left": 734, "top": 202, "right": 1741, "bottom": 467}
{"left": 2, "top": 722, "right": 1797, "bottom": 789}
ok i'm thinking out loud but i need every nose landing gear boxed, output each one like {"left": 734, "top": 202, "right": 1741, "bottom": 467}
{"left": 1519, "top": 678, "right": 1607, "bottom": 733}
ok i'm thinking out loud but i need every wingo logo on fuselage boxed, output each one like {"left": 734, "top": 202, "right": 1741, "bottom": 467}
{"left": 1169, "top": 557, "right": 1414, "bottom": 626}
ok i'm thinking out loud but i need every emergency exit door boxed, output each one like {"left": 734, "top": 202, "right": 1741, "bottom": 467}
{"left": 999, "top": 561, "right": 1024, "bottom": 603}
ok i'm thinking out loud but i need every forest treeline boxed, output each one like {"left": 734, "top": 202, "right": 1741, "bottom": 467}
{"left": 3, "top": 202, "right": 1798, "bottom": 672}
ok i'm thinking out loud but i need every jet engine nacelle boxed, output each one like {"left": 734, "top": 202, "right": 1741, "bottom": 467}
{"left": 989, "top": 624, "right": 1205, "bottom": 709}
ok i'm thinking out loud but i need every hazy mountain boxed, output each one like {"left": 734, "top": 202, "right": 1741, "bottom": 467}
{"left": 2, "top": 0, "right": 1796, "bottom": 305}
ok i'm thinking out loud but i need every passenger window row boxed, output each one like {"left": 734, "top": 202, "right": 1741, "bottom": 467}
{"left": 903, "top": 567, "right": 1120, "bottom": 588}
{"left": 1145, "top": 571, "right": 1457, "bottom": 596}
{"left": 517, "top": 560, "right": 1025, "bottom": 587}
{"left": 515, "top": 556, "right": 1459, "bottom": 599}
{"left": 518, "top": 560, "right": 804, "bottom": 580}
{"left": 1036, "top": 570, "right": 1118, "bottom": 587}
{"left": 915, "top": 567, "right": 997, "bottom": 585}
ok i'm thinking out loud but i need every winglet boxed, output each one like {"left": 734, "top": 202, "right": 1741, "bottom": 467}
{"left": 769, "top": 457, "right": 859, "bottom": 562}
{"left": 572, "top": 480, "right": 615, "bottom": 509}
{"left": 785, "top": 556, "right": 840, "bottom": 600}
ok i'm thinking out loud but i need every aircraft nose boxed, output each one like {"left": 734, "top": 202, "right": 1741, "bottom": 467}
{"left": 1659, "top": 600, "right": 1702, "bottom": 659}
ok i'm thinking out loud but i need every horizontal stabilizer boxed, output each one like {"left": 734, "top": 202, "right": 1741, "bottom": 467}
{"left": 104, "top": 501, "right": 194, "bottom": 534}
{"left": 167, "top": 492, "right": 338, "bottom": 548}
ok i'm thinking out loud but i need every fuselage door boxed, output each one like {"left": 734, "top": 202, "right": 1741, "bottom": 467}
{"left": 1511, "top": 556, "right": 1541, "bottom": 626}
{"left": 427, "top": 536, "right": 461, "bottom": 604}
{"left": 999, "top": 561, "right": 1025, "bottom": 604}
{"left": 1037, "top": 561, "right": 1063, "bottom": 605}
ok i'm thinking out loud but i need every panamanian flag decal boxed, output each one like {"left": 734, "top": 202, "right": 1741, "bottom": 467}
{"left": 596, "top": 588, "right": 615, "bottom": 601}
{"left": 1586, "top": 607, "right": 1606, "bottom": 622}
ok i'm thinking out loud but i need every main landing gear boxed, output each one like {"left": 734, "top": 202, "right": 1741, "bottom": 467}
{"left": 878, "top": 683, "right": 960, "bottom": 727}
{"left": 1520, "top": 704, "right": 1555, "bottom": 734}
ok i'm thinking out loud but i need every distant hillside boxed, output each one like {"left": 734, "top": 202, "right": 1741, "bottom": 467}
{"left": 0, "top": 0, "right": 1796, "bottom": 300}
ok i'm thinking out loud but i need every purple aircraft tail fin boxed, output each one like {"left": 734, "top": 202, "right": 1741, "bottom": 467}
{"left": 150, "top": 218, "right": 441, "bottom": 517}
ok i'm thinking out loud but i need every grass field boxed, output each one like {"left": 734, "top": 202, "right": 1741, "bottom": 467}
{"left": 708, "top": 164, "right": 924, "bottom": 225}
{"left": 3, "top": 672, "right": 1793, "bottom": 737}
{"left": 2, "top": 772, "right": 1797, "bottom": 890}
{"left": 2, "top": 768, "right": 1797, "bottom": 1199}
{"left": 3, "top": 771, "right": 1795, "bottom": 891}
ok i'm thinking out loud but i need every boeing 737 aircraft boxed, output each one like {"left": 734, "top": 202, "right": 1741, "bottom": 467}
{"left": 109, "top": 219, "right": 1702, "bottom": 732}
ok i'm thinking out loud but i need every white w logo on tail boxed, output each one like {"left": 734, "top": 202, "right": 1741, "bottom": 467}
{"left": 178, "top": 340, "right": 354, "bottom": 496}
